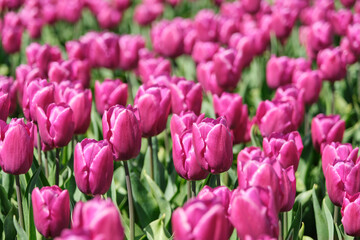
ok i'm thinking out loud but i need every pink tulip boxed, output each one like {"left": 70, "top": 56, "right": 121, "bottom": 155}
{"left": 242, "top": 0, "right": 261, "bottom": 14}
{"left": 32, "top": 186, "right": 70, "bottom": 238}
{"left": 137, "top": 56, "right": 172, "bottom": 84}
{"left": 213, "top": 92, "right": 244, "bottom": 129}
{"left": 317, "top": 47, "right": 347, "bottom": 82}
{"left": 118, "top": 35, "right": 145, "bottom": 70}
{"left": 322, "top": 142, "right": 358, "bottom": 175}
{"left": 170, "top": 79, "right": 202, "bottom": 115}
{"left": 292, "top": 70, "right": 322, "bottom": 105}
{"left": 133, "top": 3, "right": 163, "bottom": 26}
{"left": 266, "top": 56, "right": 294, "bottom": 89}
{"left": 196, "top": 61, "right": 224, "bottom": 96}
{"left": 329, "top": 10, "right": 353, "bottom": 36}
{"left": 192, "top": 41, "right": 220, "bottom": 64}
{"left": 1, "top": 12, "right": 23, "bottom": 54}
{"left": 26, "top": 43, "right": 62, "bottom": 75}
{"left": 341, "top": 0, "right": 356, "bottom": 8}
{"left": 0, "top": 118, "right": 34, "bottom": 175}
{"left": 213, "top": 48, "right": 241, "bottom": 90}
{"left": 341, "top": 193, "right": 360, "bottom": 237}
{"left": 194, "top": 10, "right": 218, "bottom": 42}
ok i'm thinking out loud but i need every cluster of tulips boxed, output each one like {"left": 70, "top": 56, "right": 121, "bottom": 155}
{"left": 2, "top": 0, "right": 360, "bottom": 239}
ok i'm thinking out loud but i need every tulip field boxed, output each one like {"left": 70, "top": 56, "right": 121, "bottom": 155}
{"left": 2, "top": 0, "right": 360, "bottom": 239}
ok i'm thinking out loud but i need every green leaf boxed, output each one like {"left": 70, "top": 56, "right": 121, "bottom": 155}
{"left": 143, "top": 215, "right": 172, "bottom": 240}
{"left": 12, "top": 216, "right": 27, "bottom": 240}
{"left": 0, "top": 186, "right": 11, "bottom": 217}
{"left": 4, "top": 207, "right": 16, "bottom": 240}
{"left": 1, "top": 172, "right": 14, "bottom": 200}
{"left": 250, "top": 124, "right": 263, "bottom": 148}
{"left": 298, "top": 222, "right": 305, "bottom": 240}
{"left": 285, "top": 204, "right": 302, "bottom": 240}
{"left": 25, "top": 166, "right": 41, "bottom": 197}
{"left": 312, "top": 186, "right": 328, "bottom": 240}
{"left": 322, "top": 198, "right": 334, "bottom": 240}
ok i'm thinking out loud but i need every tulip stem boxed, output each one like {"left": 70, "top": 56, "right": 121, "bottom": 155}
{"left": 191, "top": 181, "right": 196, "bottom": 198}
{"left": 148, "top": 137, "right": 154, "bottom": 180}
{"left": 187, "top": 181, "right": 191, "bottom": 200}
{"left": 334, "top": 206, "right": 339, "bottom": 225}
{"left": 304, "top": 107, "right": 310, "bottom": 137}
{"left": 164, "top": 128, "right": 170, "bottom": 163}
{"left": 283, "top": 212, "right": 288, "bottom": 237}
{"left": 55, "top": 148, "right": 60, "bottom": 186}
{"left": 124, "top": 161, "right": 134, "bottom": 240}
{"left": 331, "top": 83, "right": 335, "bottom": 114}
{"left": 37, "top": 129, "right": 42, "bottom": 167}
{"left": 15, "top": 175, "right": 24, "bottom": 229}
{"left": 216, "top": 174, "right": 221, "bottom": 186}
{"left": 44, "top": 152, "right": 49, "bottom": 178}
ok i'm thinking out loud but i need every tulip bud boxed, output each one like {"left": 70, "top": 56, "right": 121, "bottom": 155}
{"left": 195, "top": 10, "right": 218, "bottom": 42}
{"left": 322, "top": 142, "right": 358, "bottom": 175}
{"left": 317, "top": 47, "right": 347, "bottom": 82}
{"left": 118, "top": 35, "right": 145, "bottom": 70}
{"left": 192, "top": 41, "right": 220, "bottom": 64}
{"left": 270, "top": 7, "right": 297, "bottom": 41}
{"left": 74, "top": 139, "right": 114, "bottom": 195}
{"left": 196, "top": 61, "right": 225, "bottom": 96}
{"left": 341, "top": 193, "right": 360, "bottom": 237}
{"left": 57, "top": 0, "right": 82, "bottom": 23}
{"left": 88, "top": 32, "right": 119, "bottom": 69}
{"left": 1, "top": 12, "right": 23, "bottom": 54}
{"left": 95, "top": 79, "right": 128, "bottom": 116}
{"left": 242, "top": 0, "right": 261, "bottom": 14}
{"left": 172, "top": 198, "right": 232, "bottom": 240}
{"left": 134, "top": 84, "right": 171, "bottom": 137}
{"left": 304, "top": 21, "right": 333, "bottom": 56}
{"left": 56, "top": 85, "right": 92, "bottom": 134}
{"left": 255, "top": 100, "right": 295, "bottom": 137}
{"left": 96, "top": 7, "right": 122, "bottom": 29}
{"left": 192, "top": 117, "right": 233, "bottom": 174}
{"left": 0, "top": 76, "right": 17, "bottom": 115}
{"left": 329, "top": 10, "right": 352, "bottom": 36}
{"left": 340, "top": 37, "right": 357, "bottom": 65}
{"left": 37, "top": 103, "right": 74, "bottom": 149}
{"left": 48, "top": 62, "right": 70, "bottom": 84}
{"left": 66, "top": 40, "right": 86, "bottom": 60}
{"left": 170, "top": 113, "right": 208, "bottom": 180}
{"left": 170, "top": 79, "right": 202, "bottom": 115}
{"left": 266, "top": 56, "right": 294, "bottom": 89}
{"left": 229, "top": 187, "right": 279, "bottom": 239}
{"left": 292, "top": 70, "right": 322, "bottom": 105}
{"left": 32, "top": 186, "right": 70, "bottom": 238}
{"left": 26, "top": 43, "right": 62, "bottom": 75}
{"left": 232, "top": 111, "right": 250, "bottom": 144}
{"left": 137, "top": 56, "right": 172, "bottom": 84}
{"left": 72, "top": 197, "right": 124, "bottom": 240}
{"left": 311, "top": 114, "right": 345, "bottom": 152}
{"left": 213, "top": 92, "right": 245, "bottom": 129}
{"left": 213, "top": 48, "right": 241, "bottom": 90}
{"left": 102, "top": 105, "right": 141, "bottom": 160}
{"left": 133, "top": 3, "right": 163, "bottom": 26}
{"left": 217, "top": 17, "right": 237, "bottom": 44}
{"left": 0, "top": 118, "right": 34, "bottom": 175}
{"left": 325, "top": 158, "right": 360, "bottom": 206}
{"left": 273, "top": 85, "right": 305, "bottom": 129}
{"left": 263, "top": 131, "right": 303, "bottom": 171}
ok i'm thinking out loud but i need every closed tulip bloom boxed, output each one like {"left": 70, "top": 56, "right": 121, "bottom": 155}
{"left": 230, "top": 34, "right": 255, "bottom": 70}
{"left": 133, "top": 3, "right": 163, "bottom": 26}
{"left": 1, "top": 12, "right": 23, "bottom": 54}
{"left": 242, "top": 0, "right": 261, "bottom": 14}
{"left": 0, "top": 92, "right": 10, "bottom": 121}
{"left": 96, "top": 6, "right": 122, "bottom": 29}
{"left": 195, "top": 10, "right": 218, "bottom": 42}
{"left": 329, "top": 10, "right": 352, "bottom": 36}
{"left": 22, "top": 78, "right": 55, "bottom": 122}
{"left": 322, "top": 142, "right": 358, "bottom": 175}
{"left": 0, "top": 118, "right": 34, "bottom": 175}
{"left": 213, "top": 92, "right": 244, "bottom": 129}
{"left": 70, "top": 60, "right": 91, "bottom": 89}
{"left": 192, "top": 117, "right": 233, "bottom": 174}
{"left": 88, "top": 33, "right": 119, "bottom": 69}
{"left": 172, "top": 198, "right": 231, "bottom": 240}
{"left": 237, "top": 155, "right": 296, "bottom": 212}
{"left": 347, "top": 23, "right": 360, "bottom": 57}
{"left": 213, "top": 48, "right": 241, "bottom": 90}
{"left": 340, "top": 37, "right": 357, "bottom": 65}
{"left": 317, "top": 47, "right": 346, "bottom": 82}
{"left": 37, "top": 103, "right": 74, "bottom": 149}
{"left": 170, "top": 113, "right": 208, "bottom": 180}
{"left": 26, "top": 43, "right": 62, "bottom": 75}
{"left": 341, "top": 0, "right": 356, "bottom": 8}
{"left": 0, "top": 76, "right": 17, "bottom": 115}
{"left": 57, "top": 86, "right": 92, "bottom": 134}
{"left": 263, "top": 131, "right": 303, "bottom": 171}
{"left": 270, "top": 7, "right": 297, "bottom": 41}
{"left": 74, "top": 139, "right": 114, "bottom": 195}
{"left": 196, "top": 61, "right": 225, "bottom": 96}
{"left": 192, "top": 41, "right": 220, "bottom": 64}
{"left": 32, "top": 186, "right": 70, "bottom": 238}
{"left": 55, "top": 229, "right": 90, "bottom": 240}
{"left": 170, "top": 80, "right": 202, "bottom": 115}
{"left": 102, "top": 105, "right": 141, "bottom": 160}
{"left": 118, "top": 35, "right": 145, "bottom": 70}
{"left": 292, "top": 70, "right": 322, "bottom": 105}
{"left": 311, "top": 114, "right": 345, "bottom": 152}
{"left": 232, "top": 111, "right": 250, "bottom": 144}
{"left": 134, "top": 85, "right": 171, "bottom": 137}
{"left": 255, "top": 100, "right": 295, "bottom": 137}
{"left": 137, "top": 56, "right": 172, "bottom": 84}
{"left": 217, "top": 17, "right": 237, "bottom": 44}
{"left": 48, "top": 62, "right": 70, "bottom": 84}
{"left": 305, "top": 21, "right": 333, "bottom": 54}
{"left": 95, "top": 79, "right": 128, "bottom": 115}
{"left": 273, "top": 85, "right": 305, "bottom": 129}
{"left": 341, "top": 193, "right": 360, "bottom": 236}
{"left": 325, "top": 159, "right": 360, "bottom": 206}
{"left": 229, "top": 187, "right": 279, "bottom": 239}
{"left": 237, "top": 147, "right": 264, "bottom": 162}
{"left": 266, "top": 56, "right": 294, "bottom": 89}
{"left": 72, "top": 198, "right": 124, "bottom": 240}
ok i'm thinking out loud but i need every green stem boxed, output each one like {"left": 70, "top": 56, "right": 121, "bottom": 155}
{"left": 164, "top": 128, "right": 170, "bottom": 164}
{"left": 283, "top": 212, "right": 288, "bottom": 237}
{"left": 187, "top": 181, "right": 191, "bottom": 200}
{"left": 334, "top": 206, "right": 339, "bottom": 225}
{"left": 191, "top": 181, "right": 196, "bottom": 198}
{"left": 304, "top": 107, "right": 310, "bottom": 137}
{"left": 148, "top": 137, "right": 154, "bottom": 180}
{"left": 55, "top": 148, "right": 60, "bottom": 186}
{"left": 37, "top": 127, "right": 42, "bottom": 167}
{"left": 216, "top": 174, "right": 221, "bottom": 186}
{"left": 124, "top": 161, "right": 134, "bottom": 240}
{"left": 15, "top": 175, "right": 24, "bottom": 229}
{"left": 44, "top": 151, "right": 49, "bottom": 178}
